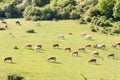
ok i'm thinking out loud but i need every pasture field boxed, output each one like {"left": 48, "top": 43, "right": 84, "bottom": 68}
{"left": 0, "top": 19, "right": 120, "bottom": 80}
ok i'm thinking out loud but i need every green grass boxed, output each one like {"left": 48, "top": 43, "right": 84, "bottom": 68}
{"left": 0, "top": 19, "right": 120, "bottom": 80}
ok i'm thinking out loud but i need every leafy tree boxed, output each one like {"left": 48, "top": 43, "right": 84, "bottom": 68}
{"left": 113, "top": 0, "right": 120, "bottom": 18}
{"left": 99, "top": 0, "right": 115, "bottom": 17}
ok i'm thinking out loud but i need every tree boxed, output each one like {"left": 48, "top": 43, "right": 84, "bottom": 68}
{"left": 99, "top": 0, "right": 115, "bottom": 17}
{"left": 113, "top": 0, "right": 120, "bottom": 18}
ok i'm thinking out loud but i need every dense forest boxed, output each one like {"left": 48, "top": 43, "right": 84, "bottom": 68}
{"left": 0, "top": 0, "right": 120, "bottom": 21}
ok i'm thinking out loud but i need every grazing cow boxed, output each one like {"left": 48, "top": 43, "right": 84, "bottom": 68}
{"left": 85, "top": 44, "right": 91, "bottom": 48}
{"left": 35, "top": 44, "right": 42, "bottom": 49}
{"left": 72, "top": 50, "right": 78, "bottom": 56}
{"left": 1, "top": 21, "right": 8, "bottom": 28}
{"left": 53, "top": 44, "right": 59, "bottom": 48}
{"left": 88, "top": 58, "right": 96, "bottom": 63}
{"left": 16, "top": 21, "right": 21, "bottom": 25}
{"left": 92, "top": 51, "right": 99, "bottom": 56}
{"left": 1, "top": 21, "right": 7, "bottom": 24}
{"left": 64, "top": 47, "right": 71, "bottom": 52}
{"left": 58, "top": 34, "right": 64, "bottom": 39}
{"left": 24, "top": 44, "right": 32, "bottom": 49}
{"left": 107, "top": 53, "right": 114, "bottom": 58}
{"left": 84, "top": 35, "right": 92, "bottom": 40}
{"left": 117, "top": 42, "right": 120, "bottom": 46}
{"left": 78, "top": 47, "right": 85, "bottom": 52}
{"left": 47, "top": 56, "right": 56, "bottom": 61}
{"left": 97, "top": 44, "right": 106, "bottom": 49}
{"left": 81, "top": 32, "right": 86, "bottom": 36}
{"left": 112, "top": 43, "right": 117, "bottom": 48}
{"left": 4, "top": 57, "right": 12, "bottom": 62}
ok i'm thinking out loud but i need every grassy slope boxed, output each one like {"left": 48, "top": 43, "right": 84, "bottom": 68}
{"left": 0, "top": 19, "right": 120, "bottom": 80}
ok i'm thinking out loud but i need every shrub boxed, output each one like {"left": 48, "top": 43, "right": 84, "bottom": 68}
{"left": 0, "top": 27, "right": 5, "bottom": 30}
{"left": 85, "top": 16, "right": 91, "bottom": 22}
{"left": 7, "top": 74, "right": 24, "bottom": 80}
{"left": 26, "top": 29, "right": 35, "bottom": 33}
{"left": 79, "top": 18, "right": 86, "bottom": 24}
{"left": 70, "top": 10, "right": 80, "bottom": 19}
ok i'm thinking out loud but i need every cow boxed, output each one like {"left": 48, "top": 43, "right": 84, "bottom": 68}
{"left": 16, "top": 21, "right": 21, "bottom": 25}
{"left": 81, "top": 32, "right": 86, "bottom": 36}
{"left": 84, "top": 35, "right": 92, "bottom": 40}
{"left": 78, "top": 47, "right": 85, "bottom": 52}
{"left": 107, "top": 53, "right": 114, "bottom": 58}
{"left": 47, "top": 56, "right": 56, "bottom": 61}
{"left": 35, "top": 44, "right": 42, "bottom": 49}
{"left": 64, "top": 47, "right": 71, "bottom": 52}
{"left": 53, "top": 44, "right": 59, "bottom": 48}
{"left": 112, "top": 43, "right": 117, "bottom": 48}
{"left": 4, "top": 57, "right": 12, "bottom": 62}
{"left": 85, "top": 44, "right": 91, "bottom": 48}
{"left": 1, "top": 21, "right": 8, "bottom": 28}
{"left": 88, "top": 58, "right": 96, "bottom": 63}
{"left": 1, "top": 21, "right": 7, "bottom": 24}
{"left": 92, "top": 51, "right": 99, "bottom": 56}
{"left": 72, "top": 50, "right": 78, "bottom": 56}
{"left": 24, "top": 44, "right": 32, "bottom": 49}
{"left": 94, "top": 44, "right": 106, "bottom": 49}
{"left": 58, "top": 34, "right": 64, "bottom": 39}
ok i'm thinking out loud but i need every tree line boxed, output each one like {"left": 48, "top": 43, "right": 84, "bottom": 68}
{"left": 0, "top": 0, "right": 120, "bottom": 21}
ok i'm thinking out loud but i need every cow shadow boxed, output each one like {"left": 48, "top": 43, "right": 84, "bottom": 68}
{"left": 48, "top": 61, "right": 62, "bottom": 64}
{"left": 113, "top": 58, "right": 119, "bottom": 60}
{"left": 5, "top": 62, "right": 17, "bottom": 64}
{"left": 52, "top": 61, "right": 62, "bottom": 64}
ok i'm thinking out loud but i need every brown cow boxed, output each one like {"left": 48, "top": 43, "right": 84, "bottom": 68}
{"left": 72, "top": 50, "right": 78, "bottom": 56}
{"left": 1, "top": 21, "right": 8, "bottom": 28}
{"left": 47, "top": 56, "right": 56, "bottom": 61}
{"left": 112, "top": 43, "right": 117, "bottom": 48}
{"left": 88, "top": 58, "right": 96, "bottom": 63}
{"left": 64, "top": 47, "right": 71, "bottom": 52}
{"left": 24, "top": 44, "right": 32, "bottom": 49}
{"left": 92, "top": 51, "right": 99, "bottom": 56}
{"left": 4, "top": 57, "right": 12, "bottom": 62}
{"left": 36, "top": 44, "right": 42, "bottom": 49}
{"left": 85, "top": 44, "right": 91, "bottom": 48}
{"left": 78, "top": 47, "right": 85, "bottom": 52}
{"left": 53, "top": 44, "right": 59, "bottom": 48}
{"left": 107, "top": 53, "right": 114, "bottom": 58}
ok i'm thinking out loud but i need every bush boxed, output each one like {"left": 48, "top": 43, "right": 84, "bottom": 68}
{"left": 26, "top": 29, "right": 35, "bottom": 33}
{"left": 91, "top": 28, "right": 97, "bottom": 32}
{"left": 70, "top": 10, "right": 80, "bottom": 19}
{"left": 85, "top": 16, "right": 91, "bottom": 22}
{"left": 7, "top": 74, "right": 24, "bottom": 80}
{"left": 79, "top": 18, "right": 86, "bottom": 24}
{"left": 0, "top": 27, "right": 5, "bottom": 30}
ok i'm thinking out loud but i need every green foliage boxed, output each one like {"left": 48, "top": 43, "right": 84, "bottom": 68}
{"left": 32, "top": 0, "right": 50, "bottom": 7}
{"left": 113, "top": 0, "right": 120, "bottom": 18}
{"left": 99, "top": 0, "right": 115, "bottom": 17}
{"left": 3, "top": 3, "right": 22, "bottom": 18}
{"left": 7, "top": 74, "right": 24, "bottom": 80}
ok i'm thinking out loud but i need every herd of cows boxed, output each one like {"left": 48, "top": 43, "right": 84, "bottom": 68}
{"left": 0, "top": 18, "right": 120, "bottom": 64}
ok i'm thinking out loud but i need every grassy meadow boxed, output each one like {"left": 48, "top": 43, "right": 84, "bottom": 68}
{"left": 0, "top": 19, "right": 120, "bottom": 80}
